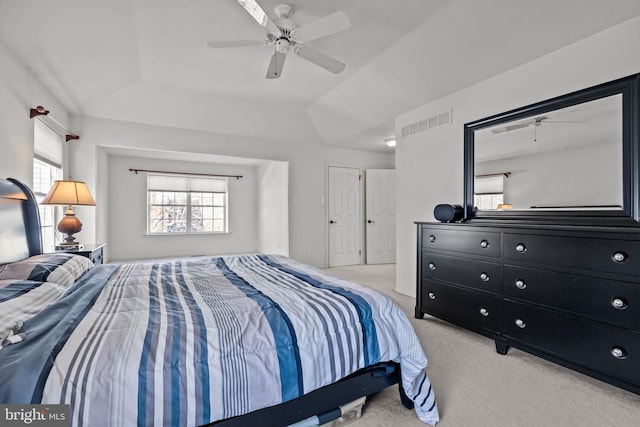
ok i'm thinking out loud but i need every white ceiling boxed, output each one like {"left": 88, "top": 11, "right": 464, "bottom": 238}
{"left": 2, "top": 0, "right": 640, "bottom": 153}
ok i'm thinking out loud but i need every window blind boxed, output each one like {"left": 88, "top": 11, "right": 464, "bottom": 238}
{"left": 147, "top": 174, "right": 228, "bottom": 192}
{"left": 34, "top": 119, "right": 63, "bottom": 167}
{"left": 474, "top": 175, "right": 504, "bottom": 194}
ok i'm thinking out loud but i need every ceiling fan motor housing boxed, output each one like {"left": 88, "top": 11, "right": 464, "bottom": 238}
{"left": 274, "top": 4, "right": 293, "bottom": 19}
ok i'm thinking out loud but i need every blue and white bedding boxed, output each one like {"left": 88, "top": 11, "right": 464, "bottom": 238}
{"left": 0, "top": 254, "right": 439, "bottom": 426}
{"left": 0, "top": 253, "right": 95, "bottom": 341}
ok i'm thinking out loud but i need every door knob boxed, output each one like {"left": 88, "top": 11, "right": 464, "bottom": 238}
{"left": 329, "top": 220, "right": 337, "bottom": 224}
{"left": 367, "top": 220, "right": 375, "bottom": 223}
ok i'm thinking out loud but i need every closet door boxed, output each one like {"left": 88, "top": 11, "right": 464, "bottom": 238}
{"left": 328, "top": 166, "right": 361, "bottom": 267}
{"left": 365, "top": 169, "right": 396, "bottom": 264}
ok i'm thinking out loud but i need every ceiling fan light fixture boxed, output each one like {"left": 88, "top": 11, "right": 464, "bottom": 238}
{"left": 275, "top": 38, "right": 291, "bottom": 53}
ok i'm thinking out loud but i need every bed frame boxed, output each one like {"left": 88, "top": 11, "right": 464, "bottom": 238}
{"left": 210, "top": 363, "right": 413, "bottom": 427}
{"left": 0, "top": 177, "right": 413, "bottom": 427}
{"left": 0, "top": 178, "right": 42, "bottom": 264}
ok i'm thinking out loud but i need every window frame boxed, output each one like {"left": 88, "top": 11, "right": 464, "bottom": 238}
{"left": 474, "top": 193, "right": 504, "bottom": 211}
{"left": 32, "top": 120, "right": 64, "bottom": 247}
{"left": 146, "top": 174, "right": 229, "bottom": 235}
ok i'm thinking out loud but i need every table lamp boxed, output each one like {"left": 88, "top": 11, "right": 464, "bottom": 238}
{"left": 40, "top": 177, "right": 96, "bottom": 249}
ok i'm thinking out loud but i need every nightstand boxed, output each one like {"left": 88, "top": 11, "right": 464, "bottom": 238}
{"left": 44, "top": 243, "right": 106, "bottom": 265}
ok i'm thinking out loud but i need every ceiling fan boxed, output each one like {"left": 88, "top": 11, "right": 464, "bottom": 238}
{"left": 206, "top": 1, "right": 351, "bottom": 79}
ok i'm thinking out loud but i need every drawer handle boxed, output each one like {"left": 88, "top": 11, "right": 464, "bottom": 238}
{"left": 515, "top": 243, "right": 527, "bottom": 253}
{"left": 428, "top": 292, "right": 436, "bottom": 300}
{"left": 611, "top": 346, "right": 628, "bottom": 360}
{"left": 611, "top": 297, "right": 628, "bottom": 310}
{"left": 479, "top": 308, "right": 489, "bottom": 317}
{"left": 428, "top": 262, "right": 436, "bottom": 271}
{"left": 428, "top": 234, "right": 436, "bottom": 243}
{"left": 480, "top": 239, "right": 489, "bottom": 249}
{"left": 480, "top": 272, "right": 490, "bottom": 282}
{"left": 612, "top": 251, "right": 628, "bottom": 263}
{"left": 515, "top": 279, "right": 527, "bottom": 290}
{"left": 515, "top": 319, "right": 526, "bottom": 329}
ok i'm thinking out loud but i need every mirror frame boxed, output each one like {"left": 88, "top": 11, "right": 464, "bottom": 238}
{"left": 463, "top": 73, "right": 640, "bottom": 223}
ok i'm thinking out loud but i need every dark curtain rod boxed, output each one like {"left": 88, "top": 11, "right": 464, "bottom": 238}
{"left": 129, "top": 168, "right": 243, "bottom": 180}
{"left": 475, "top": 172, "right": 511, "bottom": 178}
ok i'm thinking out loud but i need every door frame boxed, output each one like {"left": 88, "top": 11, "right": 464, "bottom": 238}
{"left": 325, "top": 163, "right": 364, "bottom": 267}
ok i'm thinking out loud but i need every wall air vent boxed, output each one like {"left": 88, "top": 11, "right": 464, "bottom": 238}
{"left": 401, "top": 109, "right": 452, "bottom": 138}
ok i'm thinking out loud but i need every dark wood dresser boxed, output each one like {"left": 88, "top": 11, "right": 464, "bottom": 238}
{"left": 416, "top": 221, "right": 640, "bottom": 394}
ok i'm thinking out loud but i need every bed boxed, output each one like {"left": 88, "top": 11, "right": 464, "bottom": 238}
{"left": 0, "top": 177, "right": 439, "bottom": 426}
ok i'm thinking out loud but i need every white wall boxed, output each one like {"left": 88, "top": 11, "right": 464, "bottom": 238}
{"left": 107, "top": 154, "right": 258, "bottom": 261}
{"left": 257, "top": 161, "right": 289, "bottom": 256}
{"left": 395, "top": 16, "right": 640, "bottom": 296}
{"left": 71, "top": 116, "right": 393, "bottom": 267}
{"left": 0, "top": 42, "right": 70, "bottom": 185}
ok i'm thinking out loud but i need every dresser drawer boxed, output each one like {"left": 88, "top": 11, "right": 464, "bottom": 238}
{"left": 503, "top": 300, "right": 640, "bottom": 385}
{"left": 504, "top": 265, "right": 640, "bottom": 330}
{"left": 422, "top": 280, "right": 500, "bottom": 335}
{"left": 422, "top": 252, "right": 501, "bottom": 293}
{"left": 503, "top": 233, "right": 640, "bottom": 276}
{"left": 421, "top": 227, "right": 500, "bottom": 258}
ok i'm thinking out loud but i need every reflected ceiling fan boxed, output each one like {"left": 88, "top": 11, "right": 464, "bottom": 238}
{"left": 206, "top": 1, "right": 351, "bottom": 79}
{"left": 491, "top": 116, "right": 585, "bottom": 134}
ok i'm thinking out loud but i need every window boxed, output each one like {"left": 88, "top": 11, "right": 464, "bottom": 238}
{"left": 474, "top": 175, "right": 505, "bottom": 210}
{"left": 33, "top": 120, "right": 63, "bottom": 247}
{"left": 474, "top": 193, "right": 504, "bottom": 210}
{"left": 147, "top": 174, "right": 228, "bottom": 234}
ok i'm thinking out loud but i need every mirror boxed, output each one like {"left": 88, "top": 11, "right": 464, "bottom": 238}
{"left": 463, "top": 74, "right": 640, "bottom": 222}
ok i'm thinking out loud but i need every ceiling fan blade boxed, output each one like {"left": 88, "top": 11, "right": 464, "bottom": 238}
{"left": 266, "top": 50, "right": 287, "bottom": 79}
{"left": 205, "top": 40, "right": 264, "bottom": 49}
{"left": 294, "top": 45, "right": 345, "bottom": 74}
{"left": 294, "top": 11, "right": 351, "bottom": 41}
{"left": 542, "top": 120, "right": 588, "bottom": 123}
{"left": 491, "top": 122, "right": 531, "bottom": 134}
{"left": 235, "top": 0, "right": 281, "bottom": 36}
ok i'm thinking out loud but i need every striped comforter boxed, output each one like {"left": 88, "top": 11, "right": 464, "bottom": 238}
{"left": 0, "top": 254, "right": 439, "bottom": 426}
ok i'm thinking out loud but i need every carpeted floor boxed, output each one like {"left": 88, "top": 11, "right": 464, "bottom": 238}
{"left": 322, "top": 264, "right": 640, "bottom": 427}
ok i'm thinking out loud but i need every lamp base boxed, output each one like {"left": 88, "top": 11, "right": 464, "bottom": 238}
{"left": 56, "top": 206, "right": 83, "bottom": 251}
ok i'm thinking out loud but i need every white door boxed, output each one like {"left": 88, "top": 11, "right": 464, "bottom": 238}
{"left": 328, "top": 166, "right": 361, "bottom": 267}
{"left": 366, "top": 169, "right": 396, "bottom": 264}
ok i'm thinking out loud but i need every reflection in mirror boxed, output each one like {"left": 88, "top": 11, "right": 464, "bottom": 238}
{"left": 473, "top": 94, "right": 623, "bottom": 211}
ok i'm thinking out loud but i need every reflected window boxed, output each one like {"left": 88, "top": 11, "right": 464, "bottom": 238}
{"left": 474, "top": 174, "right": 505, "bottom": 210}
{"left": 475, "top": 193, "right": 504, "bottom": 210}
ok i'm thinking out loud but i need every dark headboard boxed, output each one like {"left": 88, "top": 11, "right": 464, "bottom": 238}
{"left": 0, "top": 178, "right": 42, "bottom": 264}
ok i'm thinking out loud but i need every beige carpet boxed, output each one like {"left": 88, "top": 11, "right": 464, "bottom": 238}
{"left": 322, "top": 264, "right": 640, "bottom": 427}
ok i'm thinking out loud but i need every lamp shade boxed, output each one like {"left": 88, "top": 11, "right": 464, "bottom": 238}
{"left": 41, "top": 179, "right": 96, "bottom": 206}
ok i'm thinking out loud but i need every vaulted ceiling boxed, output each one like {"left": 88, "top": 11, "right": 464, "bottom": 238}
{"left": 2, "top": 0, "right": 640, "bottom": 152}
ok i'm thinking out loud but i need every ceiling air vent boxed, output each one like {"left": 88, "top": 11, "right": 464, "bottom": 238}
{"left": 401, "top": 109, "right": 452, "bottom": 138}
